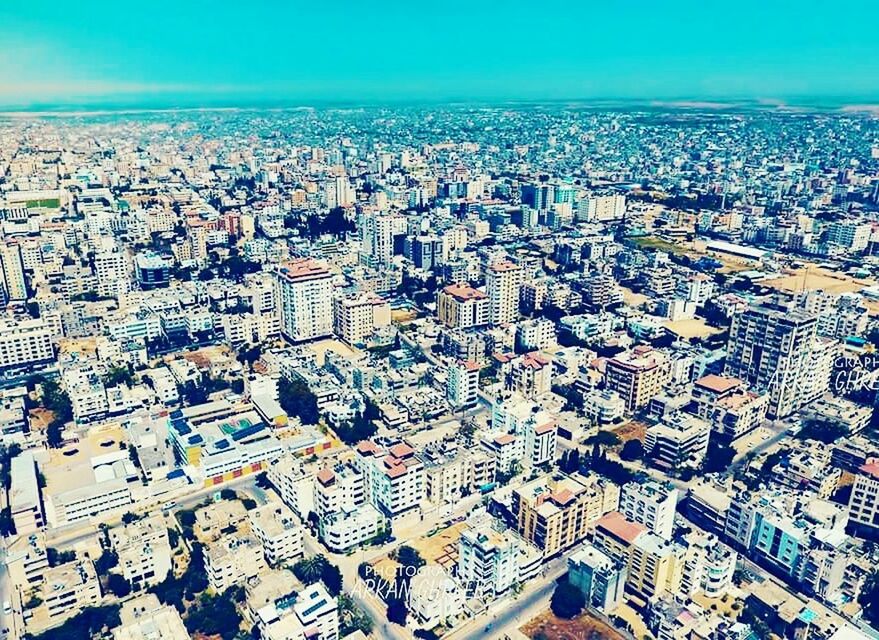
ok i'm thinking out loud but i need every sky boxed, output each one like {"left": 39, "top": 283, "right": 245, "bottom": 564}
{"left": 1, "top": 0, "right": 878, "bottom": 107}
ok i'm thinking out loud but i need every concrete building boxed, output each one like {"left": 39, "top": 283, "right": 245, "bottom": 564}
{"left": 619, "top": 481, "right": 679, "bottom": 541}
{"left": 724, "top": 301, "right": 824, "bottom": 418}
{"left": 333, "top": 292, "right": 390, "bottom": 346}
{"left": 354, "top": 440, "right": 424, "bottom": 523}
{"left": 39, "top": 560, "right": 102, "bottom": 626}
{"left": 108, "top": 514, "right": 172, "bottom": 589}
{"left": 512, "top": 472, "right": 619, "bottom": 557}
{"left": 0, "top": 318, "right": 55, "bottom": 370}
{"left": 112, "top": 594, "right": 189, "bottom": 640}
{"left": 568, "top": 544, "right": 627, "bottom": 613}
{"left": 276, "top": 259, "right": 334, "bottom": 343}
{"left": 9, "top": 452, "right": 44, "bottom": 534}
{"left": 644, "top": 412, "right": 711, "bottom": 471}
{"left": 248, "top": 503, "right": 304, "bottom": 565}
{"left": 604, "top": 346, "right": 670, "bottom": 412}
{"left": 205, "top": 534, "right": 267, "bottom": 593}
{"left": 507, "top": 352, "right": 553, "bottom": 399}
{"left": 447, "top": 360, "right": 480, "bottom": 409}
{"left": 690, "top": 374, "right": 769, "bottom": 440}
{"left": 486, "top": 261, "right": 523, "bottom": 326}
{"left": 848, "top": 459, "right": 879, "bottom": 538}
{"left": 436, "top": 284, "right": 489, "bottom": 329}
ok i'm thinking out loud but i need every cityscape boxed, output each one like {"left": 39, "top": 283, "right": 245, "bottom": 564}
{"left": 4, "top": 3, "right": 879, "bottom": 640}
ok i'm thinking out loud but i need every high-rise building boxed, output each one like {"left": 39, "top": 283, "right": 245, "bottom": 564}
{"left": 568, "top": 544, "right": 627, "bottom": 613}
{"left": 0, "top": 242, "right": 27, "bottom": 301}
{"left": 276, "top": 259, "right": 334, "bottom": 343}
{"left": 333, "top": 292, "right": 390, "bottom": 346}
{"left": 447, "top": 360, "right": 480, "bottom": 409}
{"left": 604, "top": 346, "right": 670, "bottom": 411}
{"left": 724, "top": 301, "right": 823, "bottom": 417}
{"left": 437, "top": 284, "right": 489, "bottom": 329}
{"left": 848, "top": 459, "right": 879, "bottom": 538}
{"left": 93, "top": 249, "right": 131, "bottom": 298}
{"left": 486, "top": 261, "right": 523, "bottom": 326}
{"left": 619, "top": 481, "right": 679, "bottom": 541}
{"left": 360, "top": 212, "right": 396, "bottom": 267}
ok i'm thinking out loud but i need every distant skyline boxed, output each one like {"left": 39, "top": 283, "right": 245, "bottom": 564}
{"left": 2, "top": 0, "right": 879, "bottom": 108}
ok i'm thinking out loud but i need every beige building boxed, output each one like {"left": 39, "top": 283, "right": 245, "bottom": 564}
{"left": 690, "top": 374, "right": 769, "bottom": 440}
{"left": 205, "top": 534, "right": 267, "bottom": 593}
{"left": 486, "top": 261, "right": 523, "bottom": 326}
{"left": 507, "top": 352, "right": 553, "bottom": 399}
{"left": 849, "top": 459, "right": 879, "bottom": 537}
{"left": 37, "top": 560, "right": 102, "bottom": 628}
{"left": 112, "top": 594, "right": 189, "bottom": 640}
{"left": 436, "top": 284, "right": 489, "bottom": 329}
{"left": 333, "top": 292, "right": 391, "bottom": 345}
{"left": 512, "top": 472, "right": 619, "bottom": 557}
{"left": 604, "top": 346, "right": 670, "bottom": 411}
{"left": 248, "top": 503, "right": 304, "bottom": 565}
{"left": 108, "top": 514, "right": 172, "bottom": 589}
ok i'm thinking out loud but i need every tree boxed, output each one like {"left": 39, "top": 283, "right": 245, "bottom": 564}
{"left": 586, "top": 430, "right": 621, "bottom": 448}
{"left": 387, "top": 598, "right": 408, "bottom": 625}
{"left": 860, "top": 571, "right": 879, "bottom": 628}
{"left": 396, "top": 546, "right": 425, "bottom": 571}
{"left": 47, "top": 548, "right": 76, "bottom": 567}
{"left": 106, "top": 574, "right": 132, "bottom": 598}
{"left": 29, "top": 604, "right": 121, "bottom": 640}
{"left": 701, "top": 436, "right": 736, "bottom": 474}
{"left": 184, "top": 589, "right": 243, "bottom": 640}
{"left": 38, "top": 377, "right": 73, "bottom": 447}
{"left": 103, "top": 366, "right": 134, "bottom": 388}
{"left": 338, "top": 593, "right": 373, "bottom": 636}
{"left": 292, "top": 556, "right": 327, "bottom": 585}
{"left": 796, "top": 419, "right": 848, "bottom": 444}
{"left": 620, "top": 439, "right": 644, "bottom": 461}
{"left": 95, "top": 549, "right": 119, "bottom": 574}
{"left": 321, "top": 561, "right": 344, "bottom": 597}
{"left": 278, "top": 377, "right": 319, "bottom": 425}
{"left": 550, "top": 581, "right": 586, "bottom": 619}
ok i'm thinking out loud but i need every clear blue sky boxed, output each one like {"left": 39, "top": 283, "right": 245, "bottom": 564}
{"left": 2, "top": 0, "right": 878, "bottom": 106}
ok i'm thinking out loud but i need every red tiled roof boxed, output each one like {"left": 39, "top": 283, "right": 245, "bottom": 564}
{"left": 494, "top": 434, "right": 516, "bottom": 445}
{"left": 389, "top": 443, "right": 415, "bottom": 459}
{"left": 695, "top": 374, "right": 742, "bottom": 394}
{"left": 442, "top": 284, "right": 487, "bottom": 301}
{"left": 385, "top": 463, "right": 407, "bottom": 479}
{"left": 534, "top": 421, "right": 556, "bottom": 436}
{"left": 316, "top": 469, "right": 335, "bottom": 486}
{"left": 861, "top": 461, "right": 879, "bottom": 480}
{"left": 356, "top": 440, "right": 379, "bottom": 455}
{"left": 550, "top": 489, "right": 575, "bottom": 507}
{"left": 596, "top": 511, "right": 647, "bottom": 544}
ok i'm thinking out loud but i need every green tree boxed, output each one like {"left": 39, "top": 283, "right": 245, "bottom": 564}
{"left": 860, "top": 571, "right": 879, "bottom": 627}
{"left": 106, "top": 574, "right": 132, "bottom": 598}
{"left": 278, "top": 377, "right": 319, "bottom": 425}
{"left": 550, "top": 581, "right": 586, "bottom": 619}
{"left": 701, "top": 436, "right": 736, "bottom": 474}
{"left": 620, "top": 439, "right": 644, "bottom": 461}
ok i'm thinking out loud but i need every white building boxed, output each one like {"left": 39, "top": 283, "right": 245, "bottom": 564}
{"left": 620, "top": 481, "right": 679, "bottom": 541}
{"left": 447, "top": 360, "right": 480, "bottom": 409}
{"left": 108, "top": 514, "right": 173, "bottom": 589}
{"left": 276, "top": 259, "right": 334, "bottom": 343}
{"left": 486, "top": 261, "right": 523, "bottom": 326}
{"left": 205, "top": 534, "right": 267, "bottom": 593}
{"left": 0, "top": 318, "right": 54, "bottom": 369}
{"left": 248, "top": 503, "right": 304, "bottom": 565}
{"left": 333, "top": 292, "right": 390, "bottom": 345}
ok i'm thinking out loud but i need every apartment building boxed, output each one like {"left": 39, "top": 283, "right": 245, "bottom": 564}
{"left": 690, "top": 374, "right": 769, "bottom": 440}
{"left": 848, "top": 459, "right": 879, "bottom": 538}
{"left": 447, "top": 359, "right": 480, "bottom": 409}
{"left": 507, "top": 352, "right": 553, "bottom": 399}
{"left": 255, "top": 581, "right": 339, "bottom": 640}
{"left": 39, "top": 560, "right": 101, "bottom": 625}
{"left": 0, "top": 318, "right": 55, "bottom": 370}
{"left": 266, "top": 455, "right": 315, "bottom": 519}
{"left": 5, "top": 532, "right": 49, "bottom": 593}
{"left": 515, "top": 318, "right": 556, "bottom": 351}
{"left": 457, "top": 509, "right": 541, "bottom": 598}
{"left": 604, "top": 346, "right": 670, "bottom": 412}
{"left": 108, "top": 514, "right": 172, "bottom": 589}
{"left": 568, "top": 544, "right": 627, "bottom": 613}
{"left": 644, "top": 412, "right": 711, "bottom": 471}
{"left": 436, "top": 284, "right": 489, "bottom": 329}
{"left": 276, "top": 259, "right": 334, "bottom": 343}
{"left": 724, "top": 301, "right": 823, "bottom": 418}
{"left": 512, "top": 472, "right": 620, "bottom": 557}
{"left": 205, "top": 534, "right": 267, "bottom": 593}
{"left": 332, "top": 292, "right": 390, "bottom": 345}
{"left": 112, "top": 594, "right": 189, "bottom": 640}
{"left": 619, "top": 481, "right": 679, "bottom": 541}
{"left": 486, "top": 261, "right": 523, "bottom": 326}
{"left": 9, "top": 452, "right": 44, "bottom": 534}
{"left": 354, "top": 439, "right": 424, "bottom": 522}
{"left": 46, "top": 478, "right": 132, "bottom": 528}
{"left": 248, "top": 503, "right": 304, "bottom": 565}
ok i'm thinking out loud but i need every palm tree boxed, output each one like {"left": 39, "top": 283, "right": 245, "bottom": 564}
{"left": 294, "top": 555, "right": 326, "bottom": 585}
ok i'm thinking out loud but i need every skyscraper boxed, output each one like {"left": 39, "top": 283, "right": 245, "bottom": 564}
{"left": 276, "top": 259, "right": 334, "bottom": 343}
{"left": 724, "top": 301, "right": 825, "bottom": 418}
{"left": 486, "top": 261, "right": 523, "bottom": 326}
{"left": 0, "top": 243, "right": 27, "bottom": 301}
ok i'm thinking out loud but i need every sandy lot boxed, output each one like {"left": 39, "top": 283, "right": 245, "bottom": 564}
{"left": 760, "top": 266, "right": 872, "bottom": 295}
{"left": 620, "top": 286, "right": 649, "bottom": 307}
{"left": 521, "top": 610, "right": 626, "bottom": 640}
{"left": 307, "top": 338, "right": 362, "bottom": 366}
{"left": 664, "top": 317, "right": 724, "bottom": 339}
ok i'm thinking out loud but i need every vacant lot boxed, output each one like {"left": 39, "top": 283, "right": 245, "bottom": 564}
{"left": 521, "top": 610, "right": 626, "bottom": 640}
{"left": 664, "top": 317, "right": 724, "bottom": 339}
{"left": 760, "top": 266, "right": 871, "bottom": 295}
